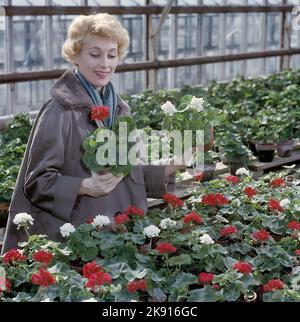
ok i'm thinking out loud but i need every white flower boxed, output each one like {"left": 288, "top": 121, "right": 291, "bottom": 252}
{"left": 280, "top": 199, "right": 291, "bottom": 208}
{"left": 82, "top": 298, "right": 98, "bottom": 302}
{"left": 200, "top": 233, "right": 214, "bottom": 245}
{"left": 159, "top": 218, "right": 177, "bottom": 229}
{"left": 236, "top": 167, "right": 250, "bottom": 176}
{"left": 13, "top": 213, "right": 34, "bottom": 227}
{"left": 40, "top": 298, "right": 51, "bottom": 302}
{"left": 92, "top": 215, "right": 111, "bottom": 228}
{"left": 161, "top": 101, "right": 177, "bottom": 116}
{"left": 188, "top": 97, "right": 204, "bottom": 112}
{"left": 60, "top": 223, "right": 76, "bottom": 238}
{"left": 295, "top": 204, "right": 300, "bottom": 212}
{"left": 143, "top": 225, "right": 161, "bottom": 238}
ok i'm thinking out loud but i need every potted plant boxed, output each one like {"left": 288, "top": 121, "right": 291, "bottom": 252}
{"left": 254, "top": 126, "right": 278, "bottom": 163}
{"left": 217, "top": 132, "right": 252, "bottom": 175}
{"left": 276, "top": 124, "right": 294, "bottom": 157}
{"left": 194, "top": 150, "right": 218, "bottom": 181}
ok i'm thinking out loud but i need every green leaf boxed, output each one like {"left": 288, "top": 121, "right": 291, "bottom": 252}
{"left": 168, "top": 254, "right": 192, "bottom": 267}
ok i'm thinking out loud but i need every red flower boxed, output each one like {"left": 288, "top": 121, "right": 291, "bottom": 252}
{"left": 212, "top": 284, "right": 220, "bottom": 290}
{"left": 162, "top": 193, "right": 184, "bottom": 209}
{"left": 33, "top": 250, "right": 53, "bottom": 266}
{"left": 2, "top": 249, "right": 27, "bottom": 264}
{"left": 91, "top": 106, "right": 110, "bottom": 122}
{"left": 155, "top": 242, "right": 177, "bottom": 254}
{"left": 127, "top": 279, "right": 147, "bottom": 293}
{"left": 183, "top": 211, "right": 202, "bottom": 225}
{"left": 263, "top": 279, "right": 284, "bottom": 293}
{"left": 233, "top": 261, "right": 252, "bottom": 274}
{"left": 270, "top": 178, "right": 286, "bottom": 188}
{"left": 198, "top": 272, "right": 214, "bottom": 284}
{"left": 288, "top": 221, "right": 300, "bottom": 231}
{"left": 86, "top": 218, "right": 94, "bottom": 224}
{"left": 294, "top": 249, "right": 300, "bottom": 256}
{"left": 83, "top": 261, "right": 103, "bottom": 279}
{"left": 31, "top": 269, "right": 56, "bottom": 287}
{"left": 125, "top": 206, "right": 144, "bottom": 218}
{"left": 252, "top": 229, "right": 269, "bottom": 241}
{"left": 226, "top": 175, "right": 239, "bottom": 185}
{"left": 268, "top": 198, "right": 284, "bottom": 213}
{"left": 220, "top": 225, "right": 237, "bottom": 237}
{"left": 215, "top": 193, "right": 229, "bottom": 206}
{"left": 194, "top": 173, "right": 204, "bottom": 182}
{"left": 85, "top": 271, "right": 112, "bottom": 290}
{"left": 244, "top": 187, "right": 257, "bottom": 199}
{"left": 202, "top": 193, "right": 229, "bottom": 207}
{"left": 115, "top": 213, "right": 130, "bottom": 225}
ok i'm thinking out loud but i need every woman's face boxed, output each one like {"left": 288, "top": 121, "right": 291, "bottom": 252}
{"left": 74, "top": 35, "right": 119, "bottom": 90}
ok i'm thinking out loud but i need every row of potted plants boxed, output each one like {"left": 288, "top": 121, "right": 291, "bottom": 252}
{"left": 1, "top": 167, "right": 300, "bottom": 302}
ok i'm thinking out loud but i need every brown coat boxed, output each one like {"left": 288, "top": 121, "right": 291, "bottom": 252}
{"left": 1, "top": 69, "right": 175, "bottom": 254}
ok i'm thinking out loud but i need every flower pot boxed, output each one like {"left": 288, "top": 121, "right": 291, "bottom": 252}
{"left": 0, "top": 203, "right": 9, "bottom": 228}
{"left": 228, "top": 160, "right": 244, "bottom": 175}
{"left": 256, "top": 143, "right": 276, "bottom": 162}
{"left": 0, "top": 203, "right": 9, "bottom": 212}
{"left": 277, "top": 139, "right": 294, "bottom": 157}
{"left": 203, "top": 164, "right": 216, "bottom": 181}
{"left": 248, "top": 140, "right": 258, "bottom": 156}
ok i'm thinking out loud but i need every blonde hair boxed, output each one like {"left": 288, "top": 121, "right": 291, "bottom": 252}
{"left": 62, "top": 13, "right": 129, "bottom": 63}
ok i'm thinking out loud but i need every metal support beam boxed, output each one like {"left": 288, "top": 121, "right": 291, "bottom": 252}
{"left": 196, "top": 0, "right": 203, "bottom": 84}
{"left": 260, "top": 0, "right": 267, "bottom": 74}
{"left": 241, "top": 0, "right": 248, "bottom": 76}
{"left": 4, "top": 0, "right": 14, "bottom": 115}
{"left": 2, "top": 48, "right": 300, "bottom": 84}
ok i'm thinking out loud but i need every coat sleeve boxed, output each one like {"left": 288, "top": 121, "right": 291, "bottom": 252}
{"left": 24, "top": 103, "right": 83, "bottom": 222}
{"left": 142, "top": 165, "right": 176, "bottom": 199}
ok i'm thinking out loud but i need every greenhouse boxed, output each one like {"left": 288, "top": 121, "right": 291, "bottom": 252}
{"left": 0, "top": 0, "right": 300, "bottom": 305}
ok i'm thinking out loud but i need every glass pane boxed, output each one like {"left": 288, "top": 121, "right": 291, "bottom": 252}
{"left": 13, "top": 16, "right": 46, "bottom": 72}
{"left": 0, "top": 85, "right": 8, "bottom": 116}
{"left": 114, "top": 71, "right": 146, "bottom": 94}
{"left": 177, "top": 14, "right": 197, "bottom": 58}
{"left": 246, "top": 58, "right": 263, "bottom": 77}
{"left": 121, "top": 15, "right": 145, "bottom": 62}
{"left": 0, "top": 8, "right": 4, "bottom": 73}
{"left": 202, "top": 14, "right": 219, "bottom": 55}
{"left": 14, "top": 79, "right": 54, "bottom": 113}
{"left": 266, "top": 13, "right": 280, "bottom": 50}
{"left": 176, "top": 65, "right": 198, "bottom": 88}
{"left": 53, "top": 15, "right": 78, "bottom": 69}
{"left": 52, "top": 0, "right": 81, "bottom": 4}
{"left": 226, "top": 14, "right": 241, "bottom": 54}
{"left": 12, "top": 0, "right": 45, "bottom": 5}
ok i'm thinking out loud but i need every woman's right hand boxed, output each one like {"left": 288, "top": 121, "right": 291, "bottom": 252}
{"left": 79, "top": 171, "right": 124, "bottom": 197}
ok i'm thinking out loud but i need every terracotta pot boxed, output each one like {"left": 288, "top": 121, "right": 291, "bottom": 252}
{"left": 256, "top": 143, "right": 276, "bottom": 162}
{"left": 203, "top": 164, "right": 216, "bottom": 181}
{"left": 277, "top": 139, "right": 294, "bottom": 157}
{"left": 229, "top": 160, "right": 244, "bottom": 175}
{"left": 0, "top": 203, "right": 9, "bottom": 212}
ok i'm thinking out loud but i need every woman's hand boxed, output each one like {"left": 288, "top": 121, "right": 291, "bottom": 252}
{"left": 79, "top": 171, "right": 124, "bottom": 197}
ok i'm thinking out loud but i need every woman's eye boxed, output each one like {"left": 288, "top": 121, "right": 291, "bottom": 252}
{"left": 90, "top": 54, "right": 100, "bottom": 58}
{"left": 109, "top": 55, "right": 116, "bottom": 59}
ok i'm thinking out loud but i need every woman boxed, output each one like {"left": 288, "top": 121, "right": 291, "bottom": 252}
{"left": 2, "top": 13, "right": 213, "bottom": 253}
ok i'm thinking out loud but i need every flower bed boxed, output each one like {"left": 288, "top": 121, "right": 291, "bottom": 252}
{"left": 1, "top": 168, "right": 300, "bottom": 302}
